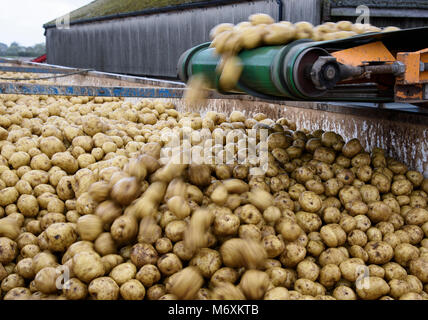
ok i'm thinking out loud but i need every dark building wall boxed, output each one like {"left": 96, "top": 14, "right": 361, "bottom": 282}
{"left": 323, "top": 0, "right": 428, "bottom": 28}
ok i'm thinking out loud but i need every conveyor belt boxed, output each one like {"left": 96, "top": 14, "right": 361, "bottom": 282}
{"left": 179, "top": 27, "right": 428, "bottom": 102}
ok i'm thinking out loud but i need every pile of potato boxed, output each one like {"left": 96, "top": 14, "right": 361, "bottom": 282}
{"left": 0, "top": 92, "right": 428, "bottom": 300}
{"left": 0, "top": 72, "right": 53, "bottom": 84}
{"left": 206, "top": 14, "right": 400, "bottom": 91}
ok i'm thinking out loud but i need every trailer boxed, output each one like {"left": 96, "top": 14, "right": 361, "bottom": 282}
{"left": 1, "top": 57, "right": 426, "bottom": 177}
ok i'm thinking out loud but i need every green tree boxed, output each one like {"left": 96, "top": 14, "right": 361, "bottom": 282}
{"left": 1, "top": 42, "right": 46, "bottom": 57}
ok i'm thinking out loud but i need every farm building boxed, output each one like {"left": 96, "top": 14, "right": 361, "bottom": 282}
{"left": 44, "top": 0, "right": 428, "bottom": 78}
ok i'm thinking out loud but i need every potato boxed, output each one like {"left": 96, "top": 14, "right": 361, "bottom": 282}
{"left": 409, "top": 257, "right": 428, "bottom": 283}
{"left": 157, "top": 253, "right": 182, "bottom": 276}
{"left": 319, "top": 264, "right": 341, "bottom": 288}
{"left": 371, "top": 172, "right": 391, "bottom": 190}
{"left": 111, "top": 177, "right": 141, "bottom": 206}
{"left": 210, "top": 267, "right": 239, "bottom": 288}
{"left": 337, "top": 21, "right": 353, "bottom": 31}
{"left": 34, "top": 267, "right": 59, "bottom": 294}
{"left": 88, "top": 181, "right": 110, "bottom": 203}
{"left": 110, "top": 262, "right": 137, "bottom": 286}
{"left": 39, "top": 136, "right": 65, "bottom": 158}
{"left": 280, "top": 243, "right": 306, "bottom": 268}
{"left": 63, "top": 278, "right": 88, "bottom": 300}
{"left": 399, "top": 292, "right": 423, "bottom": 300}
{"left": 167, "top": 196, "right": 190, "bottom": 219}
{"left": 211, "top": 282, "right": 245, "bottom": 300}
{"left": 320, "top": 224, "right": 346, "bottom": 247}
{"left": 136, "top": 264, "right": 161, "bottom": 288}
{"left": 110, "top": 215, "right": 138, "bottom": 244}
{"left": 56, "top": 176, "right": 76, "bottom": 200}
{"left": 339, "top": 186, "right": 361, "bottom": 205}
{"left": 51, "top": 152, "right": 78, "bottom": 174}
{"left": 236, "top": 204, "right": 262, "bottom": 225}
{"left": 356, "top": 277, "right": 390, "bottom": 300}
{"left": 76, "top": 215, "right": 103, "bottom": 242}
{"left": 0, "top": 218, "right": 20, "bottom": 240}
{"left": 394, "top": 243, "right": 419, "bottom": 267}
{"left": 347, "top": 229, "right": 367, "bottom": 247}
{"left": 365, "top": 227, "right": 382, "bottom": 242}
{"left": 406, "top": 275, "right": 423, "bottom": 293}
{"left": 402, "top": 225, "right": 424, "bottom": 245}
{"left": 209, "top": 23, "right": 234, "bottom": 39}
{"left": 94, "top": 232, "right": 116, "bottom": 256}
{"left": 190, "top": 248, "right": 222, "bottom": 278}
{"left": 165, "top": 220, "right": 187, "bottom": 242}
{"left": 33, "top": 252, "right": 58, "bottom": 274}
{"left": 130, "top": 243, "right": 158, "bottom": 268}
{"left": 295, "top": 211, "right": 322, "bottom": 233}
{"left": 391, "top": 179, "right": 413, "bottom": 196}
{"left": 120, "top": 279, "right": 145, "bottom": 300}
{"left": 261, "top": 234, "right": 283, "bottom": 258}
{"left": 72, "top": 251, "right": 105, "bottom": 283}
{"left": 294, "top": 21, "right": 314, "bottom": 39}
{"left": 264, "top": 287, "right": 289, "bottom": 300}
{"left": 0, "top": 187, "right": 19, "bottom": 206}
{"left": 333, "top": 286, "right": 357, "bottom": 300}
{"left": 294, "top": 278, "right": 324, "bottom": 296}
{"left": 1, "top": 273, "right": 25, "bottom": 293}
{"left": 219, "top": 56, "right": 243, "bottom": 91}
{"left": 339, "top": 258, "right": 365, "bottom": 282}
{"left": 188, "top": 164, "right": 211, "bottom": 187}
{"left": 220, "top": 238, "right": 266, "bottom": 269}
{"left": 264, "top": 23, "right": 296, "bottom": 45}
{"left": 388, "top": 279, "right": 410, "bottom": 299}
{"left": 8, "top": 152, "right": 30, "bottom": 169}
{"left": 88, "top": 277, "right": 119, "bottom": 300}
{"left": 15, "top": 179, "right": 32, "bottom": 195}
{"left": 100, "top": 254, "right": 123, "bottom": 274}
{"left": 0, "top": 237, "right": 18, "bottom": 264}
{"left": 16, "top": 232, "right": 38, "bottom": 250}
{"left": 137, "top": 217, "right": 161, "bottom": 245}
{"left": 249, "top": 13, "right": 274, "bottom": 25}
{"left": 94, "top": 200, "right": 122, "bottom": 228}
{"left": 368, "top": 201, "right": 392, "bottom": 223}
{"left": 3, "top": 287, "right": 32, "bottom": 300}
{"left": 167, "top": 266, "right": 203, "bottom": 300}
{"left": 299, "top": 191, "right": 322, "bottom": 213}
{"left": 45, "top": 223, "right": 77, "bottom": 252}
{"left": 319, "top": 248, "right": 347, "bottom": 266}
{"left": 406, "top": 208, "right": 428, "bottom": 226}
{"left": 239, "top": 270, "right": 270, "bottom": 299}
{"left": 1, "top": 89, "right": 423, "bottom": 300}
{"left": 297, "top": 259, "right": 320, "bottom": 281}
{"left": 364, "top": 241, "right": 393, "bottom": 264}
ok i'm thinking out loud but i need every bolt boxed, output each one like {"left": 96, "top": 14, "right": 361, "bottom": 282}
{"left": 325, "top": 66, "right": 336, "bottom": 80}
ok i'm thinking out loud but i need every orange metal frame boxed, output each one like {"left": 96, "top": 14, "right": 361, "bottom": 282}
{"left": 396, "top": 48, "right": 428, "bottom": 84}
{"left": 332, "top": 42, "right": 428, "bottom": 102}
{"left": 332, "top": 41, "right": 395, "bottom": 66}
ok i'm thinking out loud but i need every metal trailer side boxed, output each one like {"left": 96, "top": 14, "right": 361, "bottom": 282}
{"left": 1, "top": 59, "right": 427, "bottom": 177}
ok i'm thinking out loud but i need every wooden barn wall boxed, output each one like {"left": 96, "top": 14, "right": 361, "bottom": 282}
{"left": 283, "top": 0, "right": 321, "bottom": 24}
{"left": 45, "top": 0, "right": 428, "bottom": 77}
{"left": 46, "top": 0, "right": 281, "bottom": 78}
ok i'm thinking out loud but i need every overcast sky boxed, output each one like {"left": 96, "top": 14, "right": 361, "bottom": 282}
{"left": 0, "top": 0, "right": 93, "bottom": 46}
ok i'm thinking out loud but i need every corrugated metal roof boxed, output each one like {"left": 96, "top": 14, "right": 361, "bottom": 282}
{"left": 45, "top": 0, "right": 241, "bottom": 25}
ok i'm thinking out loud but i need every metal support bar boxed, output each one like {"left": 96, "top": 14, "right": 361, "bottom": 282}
{"left": 0, "top": 66, "right": 76, "bottom": 74}
{"left": 0, "top": 82, "right": 186, "bottom": 98}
